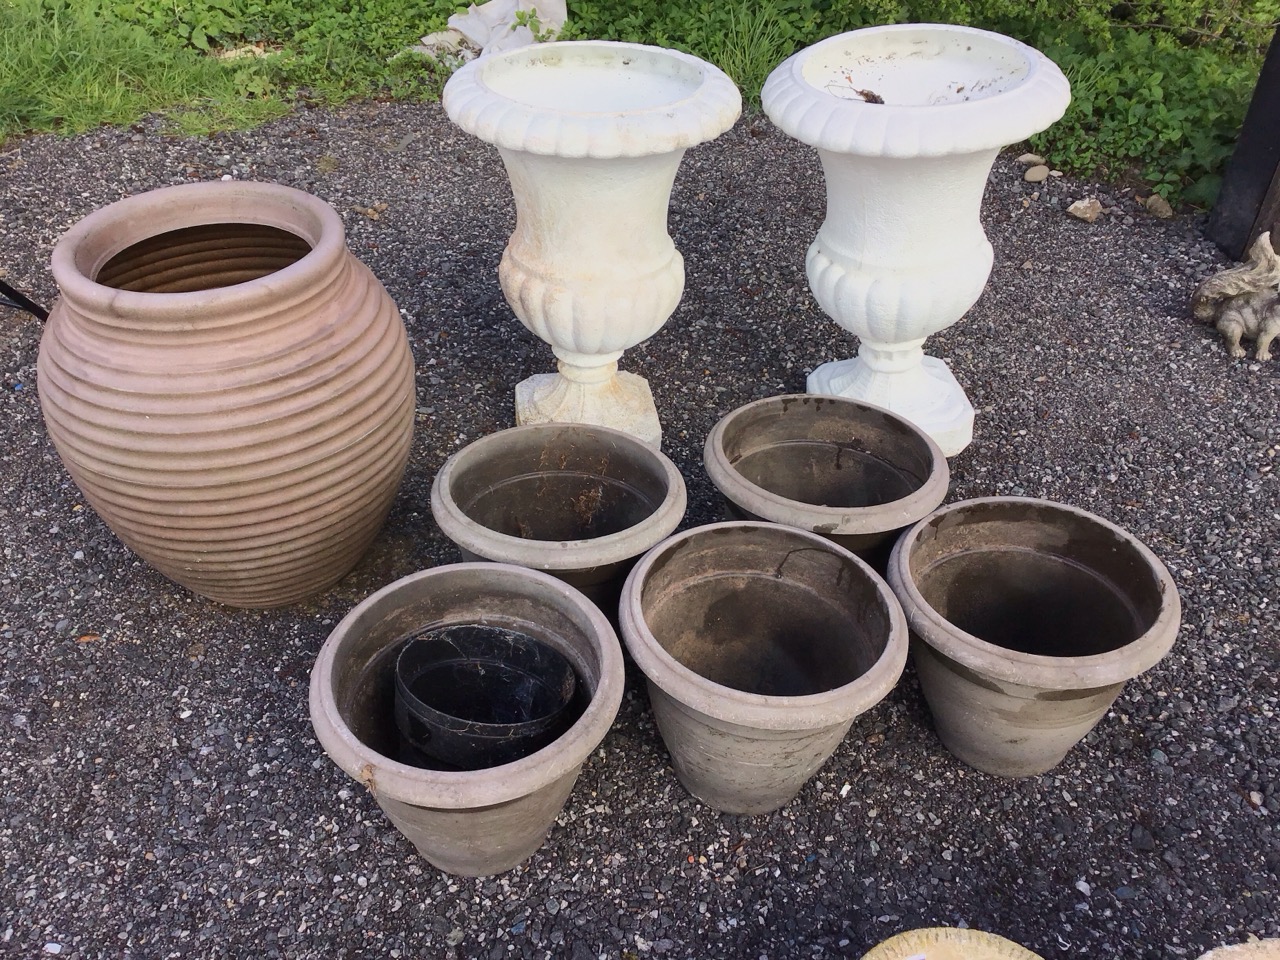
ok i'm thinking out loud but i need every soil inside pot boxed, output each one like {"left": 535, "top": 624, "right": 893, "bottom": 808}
{"left": 641, "top": 534, "right": 891, "bottom": 697}
{"left": 95, "top": 223, "right": 311, "bottom": 292}
{"left": 717, "top": 398, "right": 936, "bottom": 510}
{"left": 733, "top": 439, "right": 921, "bottom": 508}
{"left": 647, "top": 574, "right": 877, "bottom": 695}
{"left": 451, "top": 434, "right": 670, "bottom": 542}
{"left": 915, "top": 547, "right": 1147, "bottom": 658}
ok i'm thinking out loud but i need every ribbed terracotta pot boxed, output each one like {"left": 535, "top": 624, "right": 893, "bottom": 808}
{"left": 37, "top": 181, "right": 416, "bottom": 608}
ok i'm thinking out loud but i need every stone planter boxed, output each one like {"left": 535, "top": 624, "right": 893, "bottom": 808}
{"left": 887, "top": 497, "right": 1181, "bottom": 777}
{"left": 761, "top": 25, "right": 1070, "bottom": 455}
{"left": 309, "top": 563, "right": 625, "bottom": 877}
{"left": 861, "top": 927, "right": 1044, "bottom": 959}
{"left": 37, "top": 181, "right": 415, "bottom": 608}
{"left": 443, "top": 40, "right": 741, "bottom": 446}
{"left": 619, "top": 522, "right": 907, "bottom": 814}
{"left": 703, "top": 394, "right": 948, "bottom": 569}
{"left": 430, "top": 422, "right": 686, "bottom": 615}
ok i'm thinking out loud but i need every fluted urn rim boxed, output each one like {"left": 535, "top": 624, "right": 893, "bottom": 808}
{"left": 50, "top": 180, "right": 345, "bottom": 327}
{"left": 761, "top": 23, "right": 1070, "bottom": 158}
{"left": 443, "top": 40, "right": 742, "bottom": 158}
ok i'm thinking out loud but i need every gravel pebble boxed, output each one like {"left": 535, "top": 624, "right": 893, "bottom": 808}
{"left": 0, "top": 101, "right": 1276, "bottom": 959}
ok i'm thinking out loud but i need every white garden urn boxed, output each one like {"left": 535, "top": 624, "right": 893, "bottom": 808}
{"left": 761, "top": 24, "right": 1069, "bottom": 455}
{"left": 444, "top": 41, "right": 741, "bottom": 446}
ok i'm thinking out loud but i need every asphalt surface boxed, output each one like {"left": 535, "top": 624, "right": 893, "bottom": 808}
{"left": 0, "top": 100, "right": 1277, "bottom": 959}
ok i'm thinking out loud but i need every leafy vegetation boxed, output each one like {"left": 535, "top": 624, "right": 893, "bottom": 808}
{"left": 566, "top": 0, "right": 1278, "bottom": 201}
{"left": 0, "top": 0, "right": 1275, "bottom": 202}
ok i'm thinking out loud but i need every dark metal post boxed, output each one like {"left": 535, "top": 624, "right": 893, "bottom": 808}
{"left": 1207, "top": 26, "right": 1280, "bottom": 261}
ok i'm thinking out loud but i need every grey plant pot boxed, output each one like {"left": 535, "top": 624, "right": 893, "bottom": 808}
{"left": 431, "top": 423, "right": 686, "bottom": 616}
{"left": 703, "top": 395, "right": 948, "bottom": 570}
{"left": 887, "top": 496, "right": 1181, "bottom": 777}
{"left": 308, "top": 563, "right": 625, "bottom": 877}
{"left": 619, "top": 522, "right": 908, "bottom": 815}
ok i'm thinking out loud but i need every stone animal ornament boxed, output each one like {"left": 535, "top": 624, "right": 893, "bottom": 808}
{"left": 1190, "top": 230, "right": 1280, "bottom": 360}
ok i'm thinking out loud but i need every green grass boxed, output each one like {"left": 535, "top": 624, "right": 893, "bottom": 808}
{"left": 0, "top": 0, "right": 1273, "bottom": 204}
{"left": 0, "top": 0, "right": 454, "bottom": 145}
{"left": 698, "top": 2, "right": 793, "bottom": 107}
{"left": 0, "top": 0, "right": 289, "bottom": 143}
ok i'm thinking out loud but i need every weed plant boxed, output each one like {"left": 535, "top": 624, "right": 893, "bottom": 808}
{"left": 0, "top": 0, "right": 286, "bottom": 141}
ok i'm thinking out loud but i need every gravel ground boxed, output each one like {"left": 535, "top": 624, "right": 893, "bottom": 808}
{"left": 0, "top": 100, "right": 1277, "bottom": 960}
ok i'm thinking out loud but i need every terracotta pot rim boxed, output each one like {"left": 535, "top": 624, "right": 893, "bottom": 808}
{"left": 887, "top": 495, "right": 1181, "bottom": 690}
{"left": 860, "top": 926, "right": 1044, "bottom": 959}
{"left": 50, "top": 180, "right": 347, "bottom": 325}
{"left": 703, "top": 393, "right": 950, "bottom": 535}
{"left": 309, "top": 563, "right": 626, "bottom": 809}
{"left": 430, "top": 422, "right": 687, "bottom": 571}
{"left": 619, "top": 521, "right": 908, "bottom": 731}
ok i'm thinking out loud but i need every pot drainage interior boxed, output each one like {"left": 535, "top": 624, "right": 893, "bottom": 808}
{"left": 342, "top": 621, "right": 591, "bottom": 769}
{"left": 645, "top": 573, "right": 886, "bottom": 697}
{"left": 394, "top": 625, "right": 583, "bottom": 771}
{"left": 95, "top": 223, "right": 312, "bottom": 293}
{"left": 462, "top": 473, "right": 659, "bottom": 541}
{"left": 916, "top": 548, "right": 1150, "bottom": 657}
{"left": 732, "top": 439, "right": 924, "bottom": 508}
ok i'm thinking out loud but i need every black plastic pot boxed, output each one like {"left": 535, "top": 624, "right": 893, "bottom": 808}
{"left": 394, "top": 624, "right": 579, "bottom": 771}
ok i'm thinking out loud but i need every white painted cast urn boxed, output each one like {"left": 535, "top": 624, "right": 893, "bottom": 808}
{"left": 762, "top": 24, "right": 1069, "bottom": 455}
{"left": 444, "top": 41, "right": 741, "bottom": 446}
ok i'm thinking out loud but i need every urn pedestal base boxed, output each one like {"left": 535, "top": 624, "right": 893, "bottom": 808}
{"left": 807, "top": 355, "right": 974, "bottom": 457}
{"left": 515, "top": 370, "right": 662, "bottom": 448}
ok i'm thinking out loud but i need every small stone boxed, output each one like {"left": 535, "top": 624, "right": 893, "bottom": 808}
{"left": 1115, "top": 885, "right": 1137, "bottom": 900}
{"left": 1016, "top": 153, "right": 1045, "bottom": 165}
{"left": 43, "top": 946, "right": 62, "bottom": 956}
{"left": 1145, "top": 194, "right": 1174, "bottom": 218}
{"left": 1068, "top": 198, "right": 1103, "bottom": 223}
{"left": 1131, "top": 825, "right": 1156, "bottom": 851}
{"left": 1024, "top": 164, "right": 1050, "bottom": 183}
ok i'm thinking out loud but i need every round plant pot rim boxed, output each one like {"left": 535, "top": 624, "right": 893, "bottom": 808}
{"left": 1197, "top": 940, "right": 1280, "bottom": 960}
{"left": 50, "top": 180, "right": 346, "bottom": 326}
{"left": 442, "top": 40, "right": 742, "bottom": 159}
{"left": 704, "top": 394, "right": 950, "bottom": 535}
{"left": 308, "top": 562, "right": 625, "bottom": 809}
{"left": 620, "top": 521, "right": 908, "bottom": 731}
{"left": 430, "top": 423, "right": 687, "bottom": 571}
{"left": 888, "top": 496, "right": 1181, "bottom": 690}
{"left": 760, "top": 22, "right": 1071, "bottom": 158}
{"left": 860, "top": 925, "right": 1044, "bottom": 959}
